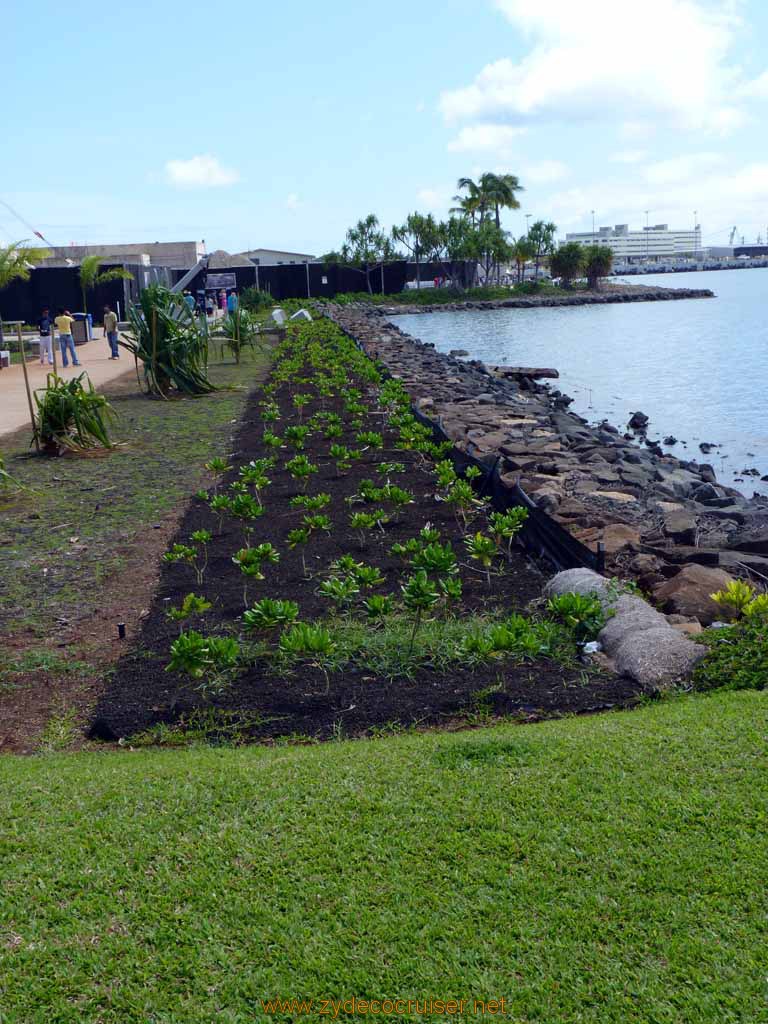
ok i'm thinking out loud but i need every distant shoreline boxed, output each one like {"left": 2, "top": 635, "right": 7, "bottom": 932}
{"left": 378, "top": 285, "right": 714, "bottom": 316}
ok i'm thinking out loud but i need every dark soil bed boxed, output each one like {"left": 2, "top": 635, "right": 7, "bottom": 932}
{"left": 92, "top": 361, "right": 642, "bottom": 743}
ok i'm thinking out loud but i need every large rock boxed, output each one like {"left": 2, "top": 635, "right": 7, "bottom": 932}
{"left": 652, "top": 564, "right": 734, "bottom": 625}
{"left": 598, "top": 595, "right": 670, "bottom": 656}
{"left": 613, "top": 628, "right": 706, "bottom": 689}
{"left": 544, "top": 568, "right": 613, "bottom": 603}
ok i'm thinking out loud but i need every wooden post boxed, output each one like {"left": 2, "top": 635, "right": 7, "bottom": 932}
{"left": 18, "top": 325, "right": 40, "bottom": 452}
{"left": 51, "top": 317, "right": 58, "bottom": 375}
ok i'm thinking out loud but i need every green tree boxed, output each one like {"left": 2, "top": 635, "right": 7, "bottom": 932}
{"left": 392, "top": 213, "right": 439, "bottom": 289}
{"left": 433, "top": 217, "right": 475, "bottom": 289}
{"left": 0, "top": 240, "right": 50, "bottom": 346}
{"left": 480, "top": 172, "right": 524, "bottom": 230}
{"left": 583, "top": 245, "right": 614, "bottom": 290}
{"left": 451, "top": 177, "right": 487, "bottom": 225}
{"left": 510, "top": 236, "right": 536, "bottom": 284}
{"left": 527, "top": 220, "right": 558, "bottom": 282}
{"left": 466, "top": 222, "right": 512, "bottom": 285}
{"left": 549, "top": 242, "right": 586, "bottom": 289}
{"left": 78, "top": 255, "right": 133, "bottom": 314}
{"left": 340, "top": 215, "right": 397, "bottom": 294}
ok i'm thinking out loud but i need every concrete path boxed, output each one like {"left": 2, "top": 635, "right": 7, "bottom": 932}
{"left": 0, "top": 334, "right": 134, "bottom": 440}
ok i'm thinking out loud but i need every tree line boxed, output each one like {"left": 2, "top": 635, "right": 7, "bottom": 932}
{"left": 321, "top": 172, "right": 613, "bottom": 293}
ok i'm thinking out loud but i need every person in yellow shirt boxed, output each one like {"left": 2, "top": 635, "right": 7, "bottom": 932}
{"left": 103, "top": 305, "right": 119, "bottom": 359}
{"left": 54, "top": 308, "right": 80, "bottom": 367}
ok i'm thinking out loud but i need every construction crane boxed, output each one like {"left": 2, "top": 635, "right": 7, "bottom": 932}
{"left": 729, "top": 226, "right": 738, "bottom": 245}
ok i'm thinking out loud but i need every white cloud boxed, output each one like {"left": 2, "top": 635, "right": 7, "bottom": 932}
{"left": 164, "top": 154, "right": 240, "bottom": 188}
{"left": 610, "top": 149, "right": 648, "bottom": 165}
{"left": 285, "top": 193, "right": 301, "bottom": 210}
{"left": 522, "top": 159, "right": 568, "bottom": 184}
{"left": 644, "top": 152, "right": 723, "bottom": 185}
{"left": 440, "top": 0, "right": 757, "bottom": 135}
{"left": 416, "top": 186, "right": 455, "bottom": 212}
{"left": 447, "top": 123, "right": 527, "bottom": 153}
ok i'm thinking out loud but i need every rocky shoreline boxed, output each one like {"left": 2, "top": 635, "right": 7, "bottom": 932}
{"left": 327, "top": 301, "right": 768, "bottom": 629}
{"left": 376, "top": 285, "right": 714, "bottom": 317}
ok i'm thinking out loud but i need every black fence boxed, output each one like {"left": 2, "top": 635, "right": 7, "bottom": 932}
{"left": 0, "top": 263, "right": 178, "bottom": 326}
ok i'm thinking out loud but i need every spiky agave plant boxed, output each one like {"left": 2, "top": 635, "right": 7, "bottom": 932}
{"left": 34, "top": 372, "right": 115, "bottom": 452}
{"left": 123, "top": 284, "right": 215, "bottom": 397}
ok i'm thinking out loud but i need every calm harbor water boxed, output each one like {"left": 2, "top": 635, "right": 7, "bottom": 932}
{"left": 392, "top": 268, "right": 768, "bottom": 496}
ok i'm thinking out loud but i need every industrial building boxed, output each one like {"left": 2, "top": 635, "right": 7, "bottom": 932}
{"left": 564, "top": 224, "right": 702, "bottom": 262}
{"left": 39, "top": 240, "right": 206, "bottom": 269}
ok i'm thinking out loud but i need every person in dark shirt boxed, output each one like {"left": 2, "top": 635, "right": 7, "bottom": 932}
{"left": 38, "top": 307, "right": 53, "bottom": 365}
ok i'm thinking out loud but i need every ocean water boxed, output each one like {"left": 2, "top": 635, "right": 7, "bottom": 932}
{"left": 392, "top": 267, "right": 768, "bottom": 496}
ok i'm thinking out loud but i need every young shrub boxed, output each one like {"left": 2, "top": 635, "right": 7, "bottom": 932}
{"left": 302, "top": 513, "right": 332, "bottom": 534}
{"left": 439, "top": 576, "right": 463, "bottom": 605}
{"left": 209, "top": 493, "right": 233, "bottom": 533}
{"left": 377, "top": 462, "right": 406, "bottom": 477}
{"left": 243, "top": 598, "right": 299, "bottom": 632}
{"left": 401, "top": 570, "right": 440, "bottom": 654}
{"left": 287, "top": 526, "right": 311, "bottom": 577}
{"left": 349, "top": 509, "right": 389, "bottom": 550}
{"left": 289, "top": 493, "right": 331, "bottom": 512}
{"left": 330, "top": 554, "right": 364, "bottom": 575}
{"left": 284, "top": 425, "right": 311, "bottom": 450}
{"left": 189, "top": 529, "right": 212, "bottom": 585}
{"left": 489, "top": 508, "right": 529, "bottom": 561}
{"left": 353, "top": 565, "right": 386, "bottom": 589}
{"left": 711, "top": 580, "right": 757, "bottom": 619}
{"left": 465, "top": 532, "right": 498, "bottom": 586}
{"left": 356, "top": 430, "right": 384, "bottom": 449}
{"left": 165, "top": 593, "right": 212, "bottom": 633}
{"left": 232, "top": 543, "right": 280, "bottom": 607}
{"left": 446, "top": 479, "right": 480, "bottom": 531}
{"left": 262, "top": 430, "right": 283, "bottom": 450}
{"left": 292, "top": 393, "right": 312, "bottom": 421}
{"left": 279, "top": 622, "right": 337, "bottom": 691}
{"left": 162, "top": 543, "right": 196, "bottom": 576}
{"left": 286, "top": 454, "right": 318, "bottom": 491}
{"left": 166, "top": 630, "right": 240, "bottom": 695}
{"left": 318, "top": 577, "right": 360, "bottom": 610}
{"left": 412, "top": 540, "right": 458, "bottom": 578}
{"left": 546, "top": 592, "right": 606, "bottom": 644}
{"left": 364, "top": 595, "right": 394, "bottom": 620}
{"left": 329, "top": 444, "right": 352, "bottom": 474}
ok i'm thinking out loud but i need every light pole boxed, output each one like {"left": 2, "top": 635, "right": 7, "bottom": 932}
{"left": 525, "top": 213, "right": 531, "bottom": 236}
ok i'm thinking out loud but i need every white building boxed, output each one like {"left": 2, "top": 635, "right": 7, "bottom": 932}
{"left": 243, "top": 248, "right": 316, "bottom": 266}
{"left": 564, "top": 224, "right": 702, "bottom": 261}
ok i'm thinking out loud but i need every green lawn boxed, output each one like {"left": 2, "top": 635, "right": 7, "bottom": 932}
{"left": 1, "top": 690, "right": 766, "bottom": 1022}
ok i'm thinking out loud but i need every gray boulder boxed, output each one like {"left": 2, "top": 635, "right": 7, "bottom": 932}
{"left": 598, "top": 595, "right": 670, "bottom": 656}
{"left": 544, "top": 568, "right": 613, "bottom": 603}
{"left": 613, "top": 628, "right": 706, "bottom": 689}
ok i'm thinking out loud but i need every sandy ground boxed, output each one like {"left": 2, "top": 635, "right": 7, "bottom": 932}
{"left": 0, "top": 333, "right": 134, "bottom": 439}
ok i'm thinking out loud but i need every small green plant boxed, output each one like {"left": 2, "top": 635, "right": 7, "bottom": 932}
{"left": 356, "top": 430, "right": 384, "bottom": 449}
{"left": 289, "top": 493, "right": 331, "bottom": 512}
{"left": 329, "top": 444, "right": 352, "bottom": 473}
{"left": 232, "top": 543, "right": 279, "bottom": 606}
{"left": 286, "top": 526, "right": 312, "bottom": 576}
{"left": 279, "top": 622, "right": 337, "bottom": 691}
{"left": 711, "top": 580, "right": 761, "bottom": 619}
{"left": 695, "top": 617, "right": 768, "bottom": 691}
{"left": 465, "top": 465, "right": 482, "bottom": 483}
{"left": 401, "top": 570, "right": 440, "bottom": 654}
{"left": 292, "top": 393, "right": 312, "bottom": 420}
{"left": 261, "top": 401, "right": 281, "bottom": 422}
{"left": 349, "top": 509, "right": 389, "bottom": 549}
{"left": 166, "top": 630, "right": 240, "bottom": 695}
{"left": 377, "top": 462, "right": 405, "bottom": 477}
{"left": 439, "top": 576, "right": 463, "bottom": 604}
{"left": 546, "top": 592, "right": 607, "bottom": 643}
{"left": 435, "top": 459, "right": 457, "bottom": 491}
{"left": 286, "top": 454, "right": 318, "bottom": 490}
{"left": 243, "top": 598, "right": 299, "bottom": 631}
{"left": 284, "top": 425, "right": 311, "bottom": 450}
{"left": 364, "top": 594, "right": 394, "bottom": 619}
{"left": 412, "top": 540, "right": 458, "bottom": 578}
{"left": 209, "top": 493, "right": 232, "bottom": 533}
{"left": 302, "top": 513, "right": 332, "bottom": 533}
{"left": 166, "top": 593, "right": 213, "bottom": 632}
{"left": 330, "top": 554, "right": 364, "bottom": 575}
{"left": 489, "top": 508, "right": 528, "bottom": 560}
{"left": 446, "top": 479, "right": 480, "bottom": 531}
{"left": 204, "top": 456, "right": 229, "bottom": 475}
{"left": 262, "top": 430, "right": 283, "bottom": 449}
{"left": 465, "top": 532, "right": 498, "bottom": 586}
{"left": 189, "top": 529, "right": 212, "bottom": 585}
{"left": 354, "top": 565, "right": 386, "bottom": 588}
{"left": 318, "top": 577, "right": 360, "bottom": 609}
{"left": 162, "top": 544, "right": 195, "bottom": 576}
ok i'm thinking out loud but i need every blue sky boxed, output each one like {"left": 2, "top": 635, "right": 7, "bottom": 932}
{"left": 5, "top": 0, "right": 768, "bottom": 254}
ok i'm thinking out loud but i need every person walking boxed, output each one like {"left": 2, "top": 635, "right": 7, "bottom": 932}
{"left": 37, "top": 306, "right": 54, "bottom": 365}
{"left": 103, "top": 305, "right": 119, "bottom": 359}
{"left": 54, "top": 308, "right": 80, "bottom": 367}
{"left": 226, "top": 290, "right": 238, "bottom": 315}
{"left": 183, "top": 290, "right": 195, "bottom": 312}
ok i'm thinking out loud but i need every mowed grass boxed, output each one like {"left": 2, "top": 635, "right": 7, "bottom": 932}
{"left": 1, "top": 691, "right": 766, "bottom": 1023}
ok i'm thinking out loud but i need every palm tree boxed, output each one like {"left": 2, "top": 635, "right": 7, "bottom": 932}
{"left": 583, "top": 245, "right": 614, "bottom": 290}
{"left": 0, "top": 240, "right": 50, "bottom": 346}
{"left": 78, "top": 255, "right": 133, "bottom": 314}
{"left": 480, "top": 173, "right": 524, "bottom": 229}
{"left": 510, "top": 236, "right": 536, "bottom": 284}
{"left": 451, "top": 178, "right": 488, "bottom": 226}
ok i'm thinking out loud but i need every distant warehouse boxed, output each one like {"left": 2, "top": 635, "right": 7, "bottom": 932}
{"left": 564, "top": 223, "right": 702, "bottom": 262}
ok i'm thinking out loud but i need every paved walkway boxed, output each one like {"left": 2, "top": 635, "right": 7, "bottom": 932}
{"left": 0, "top": 333, "right": 134, "bottom": 440}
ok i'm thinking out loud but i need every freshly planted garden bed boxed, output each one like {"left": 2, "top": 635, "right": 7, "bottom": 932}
{"left": 93, "top": 320, "right": 641, "bottom": 743}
